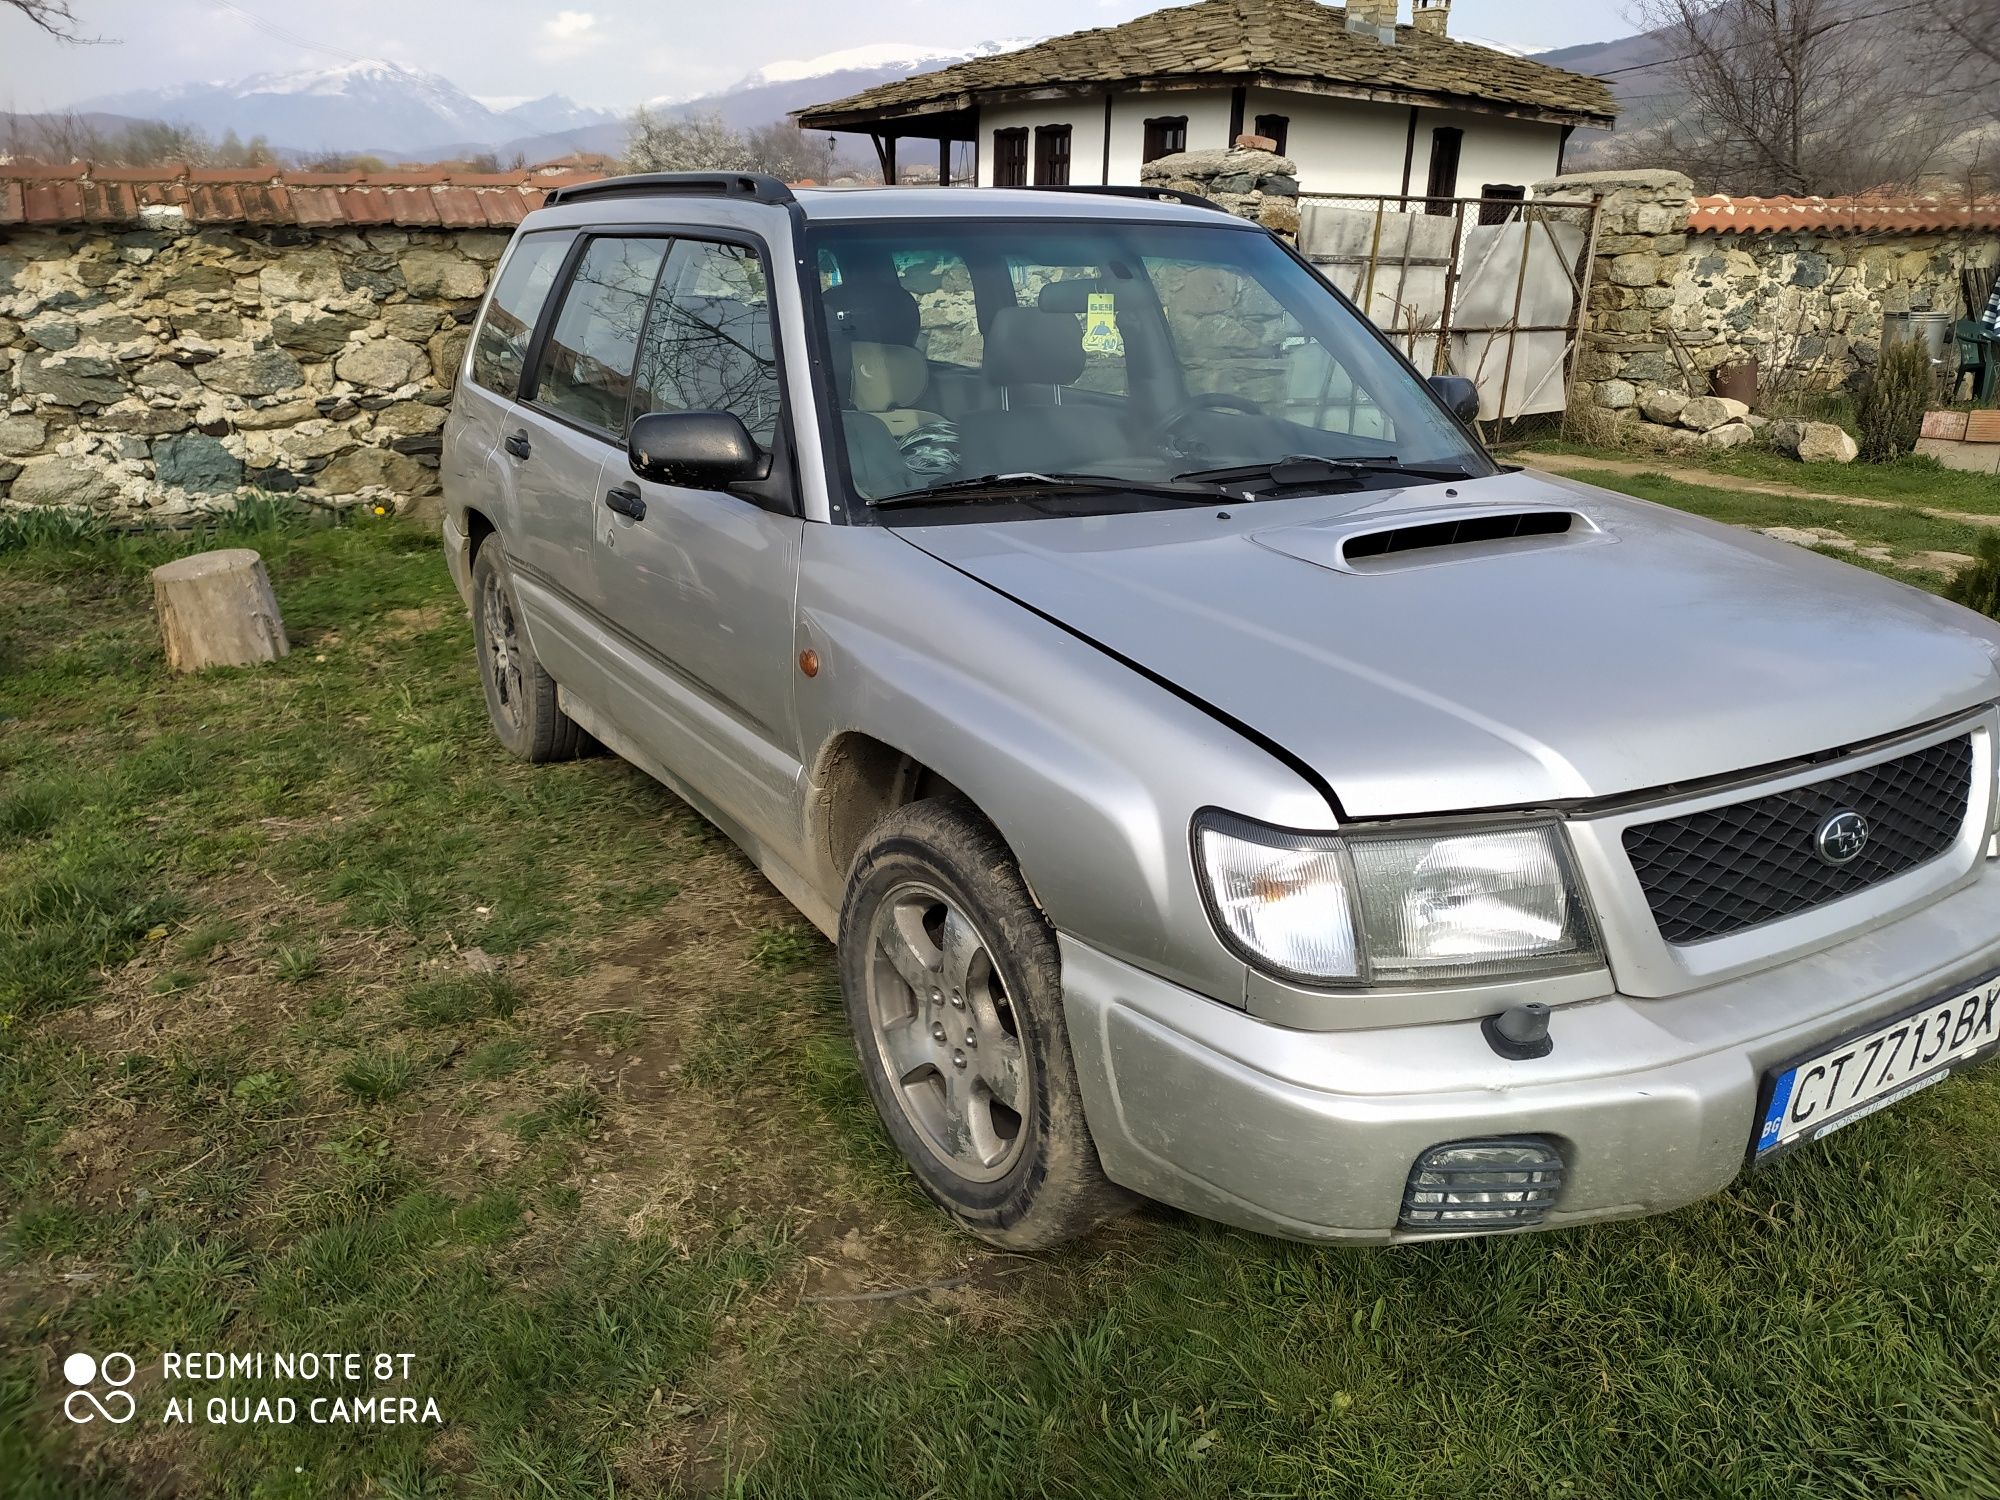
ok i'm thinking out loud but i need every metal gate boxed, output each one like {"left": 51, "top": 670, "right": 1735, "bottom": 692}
{"left": 1295, "top": 192, "right": 1599, "bottom": 436}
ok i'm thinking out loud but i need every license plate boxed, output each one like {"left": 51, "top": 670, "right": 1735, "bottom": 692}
{"left": 1753, "top": 971, "right": 2000, "bottom": 1163}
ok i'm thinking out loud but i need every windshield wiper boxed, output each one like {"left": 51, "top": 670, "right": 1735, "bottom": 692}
{"left": 1177, "top": 454, "right": 1474, "bottom": 492}
{"left": 869, "top": 472, "right": 1242, "bottom": 511}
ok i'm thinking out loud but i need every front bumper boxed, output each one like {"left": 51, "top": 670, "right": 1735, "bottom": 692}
{"left": 1060, "top": 864, "right": 2000, "bottom": 1243}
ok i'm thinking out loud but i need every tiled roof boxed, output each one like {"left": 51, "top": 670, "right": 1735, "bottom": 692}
{"left": 1690, "top": 194, "right": 2000, "bottom": 235}
{"left": 797, "top": 0, "right": 1618, "bottom": 129}
{"left": 0, "top": 163, "right": 610, "bottom": 229}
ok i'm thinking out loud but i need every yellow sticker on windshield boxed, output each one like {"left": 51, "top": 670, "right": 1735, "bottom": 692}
{"left": 1083, "top": 292, "right": 1124, "bottom": 357}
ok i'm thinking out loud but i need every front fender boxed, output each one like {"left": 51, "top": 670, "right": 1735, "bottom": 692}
{"left": 796, "top": 524, "right": 1332, "bottom": 1007}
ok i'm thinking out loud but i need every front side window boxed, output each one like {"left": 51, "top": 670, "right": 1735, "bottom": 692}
{"left": 805, "top": 219, "right": 1491, "bottom": 507}
{"left": 532, "top": 236, "right": 669, "bottom": 434}
{"left": 1034, "top": 125, "right": 1072, "bottom": 186}
{"left": 632, "top": 239, "right": 781, "bottom": 445}
{"left": 469, "top": 231, "right": 569, "bottom": 396}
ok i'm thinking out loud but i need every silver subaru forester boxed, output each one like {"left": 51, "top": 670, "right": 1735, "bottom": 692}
{"left": 439, "top": 172, "right": 2000, "bottom": 1247}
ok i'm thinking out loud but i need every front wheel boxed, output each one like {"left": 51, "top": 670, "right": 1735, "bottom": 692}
{"left": 839, "top": 800, "right": 1133, "bottom": 1249}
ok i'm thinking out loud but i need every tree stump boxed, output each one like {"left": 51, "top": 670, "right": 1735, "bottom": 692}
{"left": 151, "top": 548, "right": 290, "bottom": 673}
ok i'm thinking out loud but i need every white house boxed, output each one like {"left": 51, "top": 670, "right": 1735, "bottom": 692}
{"left": 796, "top": 0, "right": 1616, "bottom": 205}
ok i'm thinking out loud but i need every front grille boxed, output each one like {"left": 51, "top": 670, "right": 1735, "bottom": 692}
{"left": 1624, "top": 735, "right": 1974, "bottom": 945}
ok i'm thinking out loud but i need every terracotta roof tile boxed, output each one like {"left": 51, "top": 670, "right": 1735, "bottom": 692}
{"left": 1690, "top": 194, "right": 2000, "bottom": 235}
{"left": 798, "top": 0, "right": 1617, "bottom": 128}
{"left": 0, "top": 163, "right": 601, "bottom": 228}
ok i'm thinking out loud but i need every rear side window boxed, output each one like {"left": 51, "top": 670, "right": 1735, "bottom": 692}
{"left": 533, "top": 236, "right": 670, "bottom": 435}
{"left": 468, "top": 233, "right": 569, "bottom": 396}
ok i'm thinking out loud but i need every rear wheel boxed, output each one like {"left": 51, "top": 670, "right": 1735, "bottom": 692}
{"left": 840, "top": 800, "right": 1133, "bottom": 1248}
{"left": 471, "top": 542, "right": 586, "bottom": 763}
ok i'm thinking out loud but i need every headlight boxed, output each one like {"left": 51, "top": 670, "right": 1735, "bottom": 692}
{"left": 1193, "top": 811, "right": 1600, "bottom": 987}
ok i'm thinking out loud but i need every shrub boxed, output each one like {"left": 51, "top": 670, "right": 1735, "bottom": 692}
{"left": 1856, "top": 337, "right": 1935, "bottom": 463}
{"left": 1945, "top": 534, "right": 2000, "bottom": 619}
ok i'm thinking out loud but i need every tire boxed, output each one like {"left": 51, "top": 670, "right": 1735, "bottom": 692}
{"left": 839, "top": 799, "right": 1134, "bottom": 1249}
{"left": 470, "top": 541, "right": 586, "bottom": 763}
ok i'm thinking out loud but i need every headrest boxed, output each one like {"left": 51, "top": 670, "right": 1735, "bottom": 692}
{"left": 1037, "top": 279, "right": 1102, "bottom": 315}
{"left": 823, "top": 276, "right": 921, "bottom": 345}
{"left": 984, "top": 306, "right": 1086, "bottom": 387}
{"left": 849, "top": 341, "right": 928, "bottom": 412}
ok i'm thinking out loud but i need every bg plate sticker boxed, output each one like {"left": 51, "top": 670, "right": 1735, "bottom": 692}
{"left": 1083, "top": 292, "right": 1124, "bottom": 356}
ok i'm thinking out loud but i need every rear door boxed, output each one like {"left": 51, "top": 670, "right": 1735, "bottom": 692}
{"left": 443, "top": 228, "right": 571, "bottom": 540}
{"left": 506, "top": 234, "right": 670, "bottom": 685}
{"left": 589, "top": 233, "right": 805, "bottom": 855}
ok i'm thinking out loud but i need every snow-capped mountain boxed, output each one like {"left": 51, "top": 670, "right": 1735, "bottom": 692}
{"left": 738, "top": 39, "right": 1029, "bottom": 89}
{"left": 79, "top": 60, "right": 596, "bottom": 156}
{"left": 493, "top": 93, "right": 621, "bottom": 138}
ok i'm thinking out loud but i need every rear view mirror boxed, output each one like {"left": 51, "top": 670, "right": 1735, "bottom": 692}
{"left": 1429, "top": 375, "right": 1482, "bottom": 424}
{"left": 628, "top": 411, "right": 769, "bottom": 489}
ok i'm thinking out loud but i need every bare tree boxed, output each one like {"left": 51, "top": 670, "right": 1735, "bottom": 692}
{"left": 5, "top": 0, "right": 86, "bottom": 40}
{"left": 623, "top": 110, "right": 837, "bottom": 182}
{"left": 1618, "top": 0, "right": 1949, "bottom": 196}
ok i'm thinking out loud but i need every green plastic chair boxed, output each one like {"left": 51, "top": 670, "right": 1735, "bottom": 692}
{"left": 1956, "top": 318, "right": 1999, "bottom": 405}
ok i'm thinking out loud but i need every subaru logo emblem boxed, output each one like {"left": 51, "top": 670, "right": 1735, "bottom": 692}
{"left": 1814, "top": 810, "right": 1870, "bottom": 867}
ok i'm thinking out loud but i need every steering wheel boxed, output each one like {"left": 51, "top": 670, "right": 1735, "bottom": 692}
{"left": 1153, "top": 392, "right": 1268, "bottom": 460}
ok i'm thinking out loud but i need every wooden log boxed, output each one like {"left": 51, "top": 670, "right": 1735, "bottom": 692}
{"left": 150, "top": 548, "right": 290, "bottom": 673}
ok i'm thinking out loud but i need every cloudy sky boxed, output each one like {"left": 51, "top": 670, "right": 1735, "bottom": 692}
{"left": 0, "top": 0, "right": 1637, "bottom": 112}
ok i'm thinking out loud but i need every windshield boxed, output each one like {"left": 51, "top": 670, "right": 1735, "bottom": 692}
{"left": 805, "top": 216, "right": 1492, "bottom": 512}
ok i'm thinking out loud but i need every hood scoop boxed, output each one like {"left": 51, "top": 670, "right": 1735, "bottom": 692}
{"left": 1253, "top": 504, "right": 1605, "bottom": 575}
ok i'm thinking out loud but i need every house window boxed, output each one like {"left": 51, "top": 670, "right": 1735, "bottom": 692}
{"left": 1034, "top": 124, "right": 1072, "bottom": 186}
{"left": 1479, "top": 183, "right": 1526, "bottom": 225}
{"left": 1142, "top": 116, "right": 1188, "bottom": 162}
{"left": 992, "top": 128, "right": 1028, "bottom": 187}
{"left": 1424, "top": 127, "right": 1463, "bottom": 214}
{"left": 1253, "top": 113, "right": 1289, "bottom": 154}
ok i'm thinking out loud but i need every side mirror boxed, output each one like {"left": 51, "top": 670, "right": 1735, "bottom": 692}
{"left": 628, "top": 410, "right": 769, "bottom": 489}
{"left": 1429, "top": 375, "right": 1482, "bottom": 424}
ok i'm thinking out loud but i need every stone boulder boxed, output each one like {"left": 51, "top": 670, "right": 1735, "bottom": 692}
{"left": 398, "top": 248, "right": 488, "bottom": 301}
{"left": 200, "top": 349, "right": 305, "bottom": 397}
{"left": 1795, "top": 422, "right": 1860, "bottom": 464}
{"left": 316, "top": 446, "right": 438, "bottom": 498}
{"left": 9, "top": 456, "right": 119, "bottom": 508}
{"left": 1679, "top": 395, "right": 1750, "bottom": 433}
{"left": 19, "top": 350, "right": 127, "bottom": 406}
{"left": 1595, "top": 379, "right": 1638, "bottom": 410}
{"left": 0, "top": 413, "right": 48, "bottom": 457}
{"left": 1640, "top": 388, "right": 1689, "bottom": 425}
{"left": 1703, "top": 421, "right": 1756, "bottom": 449}
{"left": 153, "top": 433, "right": 244, "bottom": 494}
{"left": 335, "top": 337, "right": 429, "bottom": 392}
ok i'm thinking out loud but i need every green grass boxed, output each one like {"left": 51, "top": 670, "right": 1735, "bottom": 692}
{"left": 1523, "top": 438, "right": 2000, "bottom": 515}
{"left": 4, "top": 509, "right": 1999, "bottom": 1497}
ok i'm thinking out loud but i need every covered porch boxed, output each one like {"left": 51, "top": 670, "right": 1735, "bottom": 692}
{"left": 795, "top": 99, "right": 980, "bottom": 186}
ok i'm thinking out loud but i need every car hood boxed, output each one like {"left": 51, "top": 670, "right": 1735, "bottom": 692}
{"left": 895, "top": 468, "right": 2000, "bottom": 818}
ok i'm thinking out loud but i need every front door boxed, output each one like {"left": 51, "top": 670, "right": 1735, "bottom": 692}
{"left": 590, "top": 234, "right": 805, "bottom": 857}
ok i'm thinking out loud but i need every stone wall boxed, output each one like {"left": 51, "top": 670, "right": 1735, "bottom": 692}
{"left": 1140, "top": 147, "right": 1302, "bottom": 237}
{"left": 1535, "top": 168, "right": 2000, "bottom": 431}
{"left": 0, "top": 223, "right": 504, "bottom": 524}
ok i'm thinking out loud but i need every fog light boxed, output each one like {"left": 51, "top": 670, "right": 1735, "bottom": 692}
{"left": 1399, "top": 1138, "right": 1565, "bottom": 1231}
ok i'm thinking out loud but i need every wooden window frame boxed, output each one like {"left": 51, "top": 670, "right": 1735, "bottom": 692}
{"left": 992, "top": 127, "right": 1028, "bottom": 187}
{"left": 1479, "top": 183, "right": 1527, "bottom": 226}
{"left": 1142, "top": 115, "right": 1188, "bottom": 163}
{"left": 1033, "top": 124, "right": 1072, "bottom": 187}
{"left": 1424, "top": 126, "right": 1463, "bottom": 215}
{"left": 1252, "top": 113, "right": 1290, "bottom": 155}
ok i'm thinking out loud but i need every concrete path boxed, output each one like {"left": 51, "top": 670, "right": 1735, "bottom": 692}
{"left": 1514, "top": 448, "right": 2000, "bottom": 529}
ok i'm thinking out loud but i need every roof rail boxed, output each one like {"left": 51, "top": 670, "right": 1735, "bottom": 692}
{"left": 1012, "top": 183, "right": 1228, "bottom": 213}
{"left": 542, "top": 172, "right": 797, "bottom": 208}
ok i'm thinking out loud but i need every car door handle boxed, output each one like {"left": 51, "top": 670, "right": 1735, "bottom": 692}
{"left": 605, "top": 482, "right": 646, "bottom": 521}
{"left": 503, "top": 432, "right": 531, "bottom": 460}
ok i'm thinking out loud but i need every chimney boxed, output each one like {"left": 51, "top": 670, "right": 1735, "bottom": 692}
{"left": 1344, "top": 0, "right": 1397, "bottom": 45}
{"left": 1412, "top": 0, "right": 1450, "bottom": 36}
